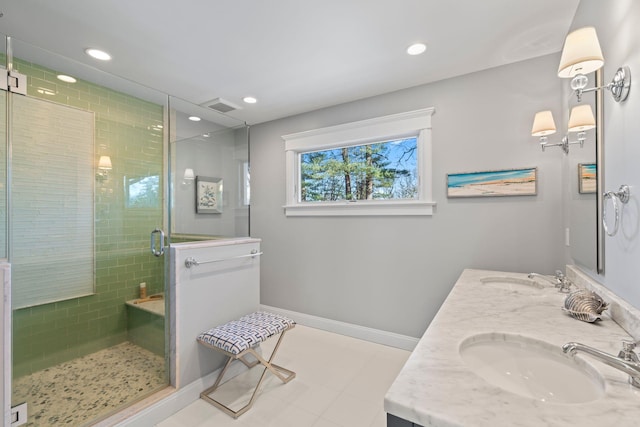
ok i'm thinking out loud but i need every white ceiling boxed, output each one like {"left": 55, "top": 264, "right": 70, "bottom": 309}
{"left": 0, "top": 0, "right": 580, "bottom": 125}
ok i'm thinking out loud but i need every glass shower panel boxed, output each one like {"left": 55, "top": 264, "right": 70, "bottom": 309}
{"left": 169, "top": 96, "right": 249, "bottom": 241}
{"left": 0, "top": 90, "right": 5, "bottom": 261}
{"left": 0, "top": 35, "right": 7, "bottom": 259}
{"left": 9, "top": 37, "right": 169, "bottom": 425}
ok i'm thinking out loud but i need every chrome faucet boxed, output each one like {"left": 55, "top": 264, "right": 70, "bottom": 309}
{"left": 562, "top": 341, "right": 640, "bottom": 388}
{"left": 528, "top": 270, "right": 572, "bottom": 292}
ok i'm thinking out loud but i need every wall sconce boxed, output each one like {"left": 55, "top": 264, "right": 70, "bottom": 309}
{"left": 531, "top": 104, "right": 595, "bottom": 154}
{"left": 558, "top": 26, "right": 631, "bottom": 102}
{"left": 182, "top": 168, "right": 195, "bottom": 185}
{"left": 96, "top": 155, "right": 112, "bottom": 180}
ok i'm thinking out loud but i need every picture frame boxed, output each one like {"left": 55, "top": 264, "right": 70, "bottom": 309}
{"left": 446, "top": 167, "right": 537, "bottom": 198}
{"left": 578, "top": 163, "right": 596, "bottom": 194}
{"left": 196, "top": 176, "right": 223, "bottom": 213}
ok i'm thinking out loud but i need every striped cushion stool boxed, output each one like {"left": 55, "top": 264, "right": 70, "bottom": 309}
{"left": 196, "top": 311, "right": 296, "bottom": 418}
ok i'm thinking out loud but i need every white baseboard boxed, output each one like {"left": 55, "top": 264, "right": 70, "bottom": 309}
{"left": 113, "top": 308, "right": 418, "bottom": 426}
{"left": 261, "top": 304, "right": 419, "bottom": 351}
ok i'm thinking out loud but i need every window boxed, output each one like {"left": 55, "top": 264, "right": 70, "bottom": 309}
{"left": 283, "top": 108, "right": 435, "bottom": 216}
{"left": 301, "top": 137, "right": 418, "bottom": 202}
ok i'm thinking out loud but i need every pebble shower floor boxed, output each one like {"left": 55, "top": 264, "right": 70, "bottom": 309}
{"left": 12, "top": 342, "right": 166, "bottom": 426}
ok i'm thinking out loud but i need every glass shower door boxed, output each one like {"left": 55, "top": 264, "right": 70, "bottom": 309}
{"left": 1, "top": 35, "right": 9, "bottom": 427}
{"left": 0, "top": 77, "right": 5, "bottom": 260}
{"left": 8, "top": 36, "right": 170, "bottom": 426}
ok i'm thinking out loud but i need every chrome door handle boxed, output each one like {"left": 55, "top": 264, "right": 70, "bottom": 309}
{"left": 150, "top": 228, "right": 165, "bottom": 257}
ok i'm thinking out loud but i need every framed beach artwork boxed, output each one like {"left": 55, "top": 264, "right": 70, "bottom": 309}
{"left": 196, "top": 176, "right": 223, "bottom": 213}
{"left": 446, "top": 167, "right": 537, "bottom": 198}
{"left": 578, "top": 163, "right": 596, "bottom": 194}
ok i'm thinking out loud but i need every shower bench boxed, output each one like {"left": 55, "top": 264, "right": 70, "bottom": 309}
{"left": 196, "top": 311, "right": 296, "bottom": 418}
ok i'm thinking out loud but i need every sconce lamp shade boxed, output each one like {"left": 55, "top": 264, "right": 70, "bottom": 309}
{"left": 531, "top": 110, "right": 557, "bottom": 136}
{"left": 568, "top": 104, "right": 596, "bottom": 132}
{"left": 98, "top": 155, "right": 113, "bottom": 170}
{"left": 183, "top": 168, "right": 195, "bottom": 180}
{"left": 558, "top": 27, "right": 604, "bottom": 78}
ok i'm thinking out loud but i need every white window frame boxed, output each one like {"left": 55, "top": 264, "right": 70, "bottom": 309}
{"left": 283, "top": 107, "right": 436, "bottom": 216}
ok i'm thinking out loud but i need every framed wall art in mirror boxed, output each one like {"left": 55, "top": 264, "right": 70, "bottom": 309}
{"left": 578, "top": 163, "right": 596, "bottom": 194}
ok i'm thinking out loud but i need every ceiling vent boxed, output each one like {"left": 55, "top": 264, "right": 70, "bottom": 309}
{"left": 201, "top": 98, "right": 241, "bottom": 113}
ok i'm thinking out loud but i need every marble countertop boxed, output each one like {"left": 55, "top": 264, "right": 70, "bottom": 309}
{"left": 384, "top": 268, "right": 640, "bottom": 426}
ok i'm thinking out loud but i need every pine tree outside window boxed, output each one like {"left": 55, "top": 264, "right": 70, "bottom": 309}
{"left": 300, "top": 137, "right": 418, "bottom": 202}
{"left": 283, "top": 108, "right": 436, "bottom": 216}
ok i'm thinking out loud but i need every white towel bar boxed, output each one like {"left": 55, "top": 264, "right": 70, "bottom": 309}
{"left": 184, "top": 250, "right": 262, "bottom": 268}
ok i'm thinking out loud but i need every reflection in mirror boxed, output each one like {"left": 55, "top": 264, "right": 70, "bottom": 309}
{"left": 568, "top": 69, "right": 601, "bottom": 273}
{"left": 169, "top": 96, "right": 249, "bottom": 241}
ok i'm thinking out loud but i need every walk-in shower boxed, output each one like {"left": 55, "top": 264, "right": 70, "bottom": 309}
{"left": 2, "top": 34, "right": 249, "bottom": 426}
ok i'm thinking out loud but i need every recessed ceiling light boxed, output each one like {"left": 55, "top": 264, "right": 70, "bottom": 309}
{"left": 85, "top": 48, "right": 112, "bottom": 61}
{"left": 407, "top": 43, "right": 427, "bottom": 56}
{"left": 188, "top": 116, "right": 201, "bottom": 122}
{"left": 57, "top": 74, "right": 77, "bottom": 83}
{"left": 243, "top": 96, "right": 258, "bottom": 104}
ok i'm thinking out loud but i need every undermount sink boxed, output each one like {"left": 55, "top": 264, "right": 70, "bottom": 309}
{"left": 479, "top": 276, "right": 545, "bottom": 294}
{"left": 460, "top": 333, "right": 605, "bottom": 404}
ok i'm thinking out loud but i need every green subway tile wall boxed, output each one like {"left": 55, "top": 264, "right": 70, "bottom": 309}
{"left": 126, "top": 306, "right": 165, "bottom": 357}
{"left": 11, "top": 58, "right": 166, "bottom": 378}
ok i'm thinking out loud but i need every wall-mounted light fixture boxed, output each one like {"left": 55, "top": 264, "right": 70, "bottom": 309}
{"left": 96, "top": 155, "right": 112, "bottom": 180}
{"left": 531, "top": 26, "right": 628, "bottom": 154}
{"left": 531, "top": 104, "right": 596, "bottom": 153}
{"left": 558, "top": 26, "right": 631, "bottom": 102}
{"left": 182, "top": 168, "right": 195, "bottom": 185}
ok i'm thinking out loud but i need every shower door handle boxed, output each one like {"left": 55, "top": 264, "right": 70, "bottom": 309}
{"left": 150, "top": 228, "right": 165, "bottom": 257}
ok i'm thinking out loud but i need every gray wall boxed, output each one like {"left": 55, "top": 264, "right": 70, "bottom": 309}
{"left": 250, "top": 54, "right": 565, "bottom": 338}
{"left": 569, "top": 0, "right": 640, "bottom": 309}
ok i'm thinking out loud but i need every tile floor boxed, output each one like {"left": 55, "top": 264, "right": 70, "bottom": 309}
{"left": 13, "top": 342, "right": 166, "bottom": 426}
{"left": 157, "top": 325, "right": 410, "bottom": 427}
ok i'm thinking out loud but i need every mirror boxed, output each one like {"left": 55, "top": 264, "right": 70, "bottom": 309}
{"left": 568, "top": 69, "right": 603, "bottom": 273}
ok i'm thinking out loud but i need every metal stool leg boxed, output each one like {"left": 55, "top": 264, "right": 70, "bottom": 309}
{"left": 200, "top": 328, "right": 296, "bottom": 418}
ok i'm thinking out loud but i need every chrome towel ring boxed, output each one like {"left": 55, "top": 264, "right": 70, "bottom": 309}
{"left": 603, "top": 185, "right": 630, "bottom": 236}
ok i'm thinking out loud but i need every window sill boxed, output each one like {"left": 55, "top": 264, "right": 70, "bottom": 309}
{"left": 284, "top": 200, "right": 436, "bottom": 217}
